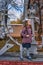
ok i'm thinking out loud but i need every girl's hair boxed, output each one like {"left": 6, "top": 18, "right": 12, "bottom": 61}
{"left": 23, "top": 20, "right": 28, "bottom": 27}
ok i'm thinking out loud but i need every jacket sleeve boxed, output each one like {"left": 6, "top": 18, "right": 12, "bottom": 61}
{"left": 29, "top": 29, "right": 32, "bottom": 37}
{"left": 21, "top": 30, "right": 26, "bottom": 37}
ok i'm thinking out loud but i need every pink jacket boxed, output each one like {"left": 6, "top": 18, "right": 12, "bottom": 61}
{"left": 21, "top": 26, "right": 32, "bottom": 43}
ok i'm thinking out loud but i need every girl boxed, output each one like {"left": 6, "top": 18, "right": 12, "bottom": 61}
{"left": 20, "top": 19, "right": 32, "bottom": 60}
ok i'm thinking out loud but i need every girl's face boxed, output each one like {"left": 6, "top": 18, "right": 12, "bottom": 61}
{"left": 23, "top": 20, "right": 31, "bottom": 28}
{"left": 27, "top": 20, "right": 31, "bottom": 28}
{"left": 27, "top": 20, "right": 31, "bottom": 25}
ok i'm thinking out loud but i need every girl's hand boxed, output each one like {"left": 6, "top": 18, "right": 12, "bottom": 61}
{"left": 26, "top": 35, "right": 29, "bottom": 37}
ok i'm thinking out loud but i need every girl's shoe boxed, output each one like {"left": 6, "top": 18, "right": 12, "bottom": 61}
{"left": 19, "top": 57, "right": 24, "bottom": 61}
{"left": 26, "top": 56, "right": 32, "bottom": 61}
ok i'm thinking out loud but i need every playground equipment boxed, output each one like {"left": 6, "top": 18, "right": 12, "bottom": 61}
{"left": 0, "top": 6, "right": 40, "bottom": 55}
{"left": 0, "top": 0, "right": 43, "bottom": 56}
{"left": 0, "top": 8, "right": 40, "bottom": 56}
{"left": 0, "top": 24, "right": 23, "bottom": 56}
{"left": 0, "top": 22, "right": 38, "bottom": 56}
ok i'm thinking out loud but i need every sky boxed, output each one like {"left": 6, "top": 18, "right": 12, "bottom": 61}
{"left": 8, "top": 0, "right": 24, "bottom": 21}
